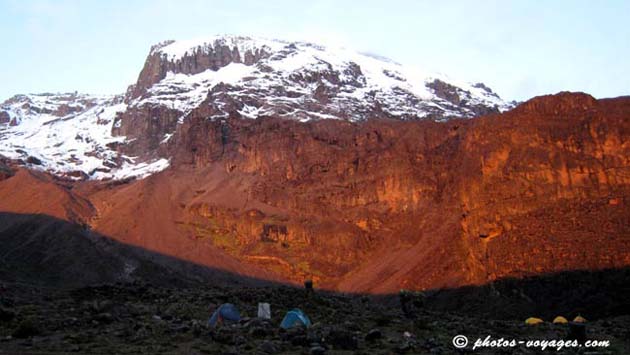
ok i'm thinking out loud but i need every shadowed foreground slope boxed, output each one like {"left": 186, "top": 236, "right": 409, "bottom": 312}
{"left": 0, "top": 212, "right": 629, "bottom": 354}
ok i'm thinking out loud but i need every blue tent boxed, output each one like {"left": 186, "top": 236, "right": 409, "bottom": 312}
{"left": 208, "top": 303, "right": 241, "bottom": 327}
{"left": 280, "top": 308, "right": 311, "bottom": 329}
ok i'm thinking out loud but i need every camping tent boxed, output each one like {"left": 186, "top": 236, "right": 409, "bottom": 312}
{"left": 525, "top": 317, "right": 544, "bottom": 325}
{"left": 280, "top": 308, "right": 311, "bottom": 329}
{"left": 553, "top": 316, "right": 568, "bottom": 324}
{"left": 208, "top": 303, "right": 241, "bottom": 327}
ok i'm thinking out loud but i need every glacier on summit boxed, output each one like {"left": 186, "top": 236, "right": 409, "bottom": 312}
{"left": 0, "top": 35, "right": 512, "bottom": 180}
{"left": 130, "top": 35, "right": 511, "bottom": 122}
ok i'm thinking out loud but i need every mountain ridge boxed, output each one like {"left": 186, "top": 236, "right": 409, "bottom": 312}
{"left": 1, "top": 34, "right": 512, "bottom": 181}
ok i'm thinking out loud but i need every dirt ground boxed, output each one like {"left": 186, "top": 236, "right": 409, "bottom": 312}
{"left": 1, "top": 282, "right": 628, "bottom": 354}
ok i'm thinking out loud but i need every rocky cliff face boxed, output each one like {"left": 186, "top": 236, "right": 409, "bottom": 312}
{"left": 1, "top": 92, "right": 626, "bottom": 293}
{"left": 136, "top": 91, "right": 626, "bottom": 292}
{"left": 116, "top": 36, "right": 511, "bottom": 155}
{"left": 456, "top": 92, "right": 630, "bottom": 284}
{"left": 128, "top": 38, "right": 275, "bottom": 100}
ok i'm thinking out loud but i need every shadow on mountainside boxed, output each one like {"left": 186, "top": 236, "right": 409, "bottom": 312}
{"left": 1, "top": 211, "right": 629, "bottom": 321}
{"left": 1, "top": 212, "right": 630, "bottom": 354}
{"left": 0, "top": 212, "right": 281, "bottom": 289}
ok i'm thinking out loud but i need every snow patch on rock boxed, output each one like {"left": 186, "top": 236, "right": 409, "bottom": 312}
{"left": 0, "top": 93, "right": 169, "bottom": 180}
{"left": 139, "top": 35, "right": 511, "bottom": 122}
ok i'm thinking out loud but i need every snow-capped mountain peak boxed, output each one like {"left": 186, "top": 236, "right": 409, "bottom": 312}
{"left": 130, "top": 35, "right": 510, "bottom": 122}
{"left": 1, "top": 34, "right": 512, "bottom": 181}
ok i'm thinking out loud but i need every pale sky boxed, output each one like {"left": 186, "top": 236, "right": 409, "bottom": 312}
{"left": 1, "top": 0, "right": 628, "bottom": 101}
